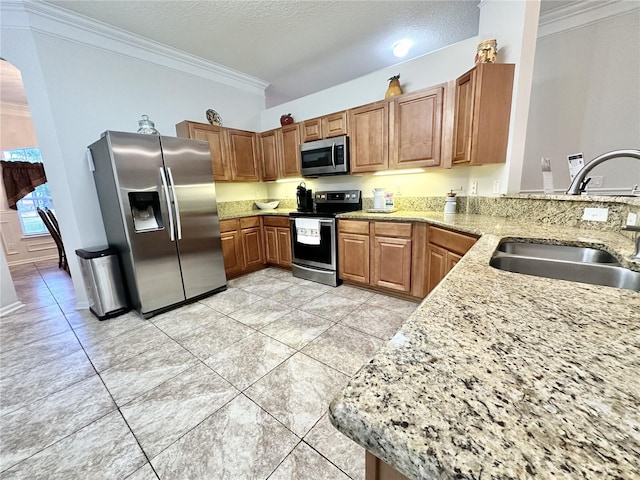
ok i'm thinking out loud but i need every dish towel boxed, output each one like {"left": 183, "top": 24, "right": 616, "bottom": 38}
{"left": 295, "top": 218, "right": 321, "bottom": 245}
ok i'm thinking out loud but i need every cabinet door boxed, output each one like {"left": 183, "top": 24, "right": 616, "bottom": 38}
{"left": 323, "top": 111, "right": 348, "bottom": 138}
{"left": 221, "top": 231, "right": 243, "bottom": 277}
{"left": 349, "top": 101, "right": 389, "bottom": 173}
{"left": 302, "top": 118, "right": 322, "bottom": 142}
{"left": 338, "top": 233, "right": 370, "bottom": 284}
{"left": 176, "top": 122, "right": 231, "bottom": 181}
{"left": 242, "top": 227, "right": 264, "bottom": 268}
{"left": 276, "top": 227, "right": 292, "bottom": 267}
{"left": 451, "top": 67, "right": 476, "bottom": 165}
{"left": 366, "top": 451, "right": 409, "bottom": 480}
{"left": 264, "top": 226, "right": 278, "bottom": 264}
{"left": 372, "top": 236, "right": 412, "bottom": 292}
{"left": 279, "top": 124, "right": 301, "bottom": 177}
{"left": 260, "top": 130, "right": 279, "bottom": 181}
{"left": 390, "top": 86, "right": 444, "bottom": 169}
{"left": 426, "top": 243, "right": 448, "bottom": 293}
{"left": 446, "top": 251, "right": 462, "bottom": 272}
{"left": 228, "top": 129, "right": 260, "bottom": 181}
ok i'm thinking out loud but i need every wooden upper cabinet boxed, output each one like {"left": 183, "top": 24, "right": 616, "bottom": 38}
{"left": 260, "top": 129, "right": 279, "bottom": 182}
{"left": 389, "top": 85, "right": 444, "bottom": 169}
{"left": 227, "top": 128, "right": 260, "bottom": 181}
{"left": 302, "top": 111, "right": 348, "bottom": 142}
{"left": 349, "top": 101, "right": 389, "bottom": 173}
{"left": 175, "top": 121, "right": 231, "bottom": 181}
{"left": 451, "top": 63, "right": 515, "bottom": 165}
{"left": 279, "top": 123, "right": 301, "bottom": 178}
{"left": 322, "top": 111, "right": 348, "bottom": 138}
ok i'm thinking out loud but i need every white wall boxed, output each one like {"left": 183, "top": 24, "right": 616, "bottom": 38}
{"left": 522, "top": 9, "right": 640, "bottom": 193}
{"left": 1, "top": 2, "right": 265, "bottom": 306}
{"left": 0, "top": 248, "right": 22, "bottom": 315}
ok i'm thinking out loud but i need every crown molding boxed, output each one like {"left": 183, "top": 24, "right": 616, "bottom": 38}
{"left": 1, "top": 0, "right": 269, "bottom": 96}
{"left": 538, "top": 0, "right": 640, "bottom": 38}
{"left": 0, "top": 103, "right": 31, "bottom": 116}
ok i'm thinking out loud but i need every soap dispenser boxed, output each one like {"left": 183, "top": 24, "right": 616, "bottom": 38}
{"left": 444, "top": 191, "right": 457, "bottom": 214}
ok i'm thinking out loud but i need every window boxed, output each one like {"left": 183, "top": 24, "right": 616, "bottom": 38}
{"left": 2, "top": 147, "right": 54, "bottom": 235}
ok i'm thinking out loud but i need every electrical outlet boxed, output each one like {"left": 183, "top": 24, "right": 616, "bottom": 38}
{"left": 470, "top": 181, "right": 478, "bottom": 195}
{"left": 626, "top": 212, "right": 638, "bottom": 227}
{"left": 7, "top": 242, "right": 15, "bottom": 251}
{"left": 493, "top": 180, "right": 501, "bottom": 194}
{"left": 582, "top": 207, "right": 609, "bottom": 222}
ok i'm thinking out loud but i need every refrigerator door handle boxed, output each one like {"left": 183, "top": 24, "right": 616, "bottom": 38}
{"left": 159, "top": 167, "right": 175, "bottom": 242}
{"left": 166, "top": 167, "right": 182, "bottom": 240}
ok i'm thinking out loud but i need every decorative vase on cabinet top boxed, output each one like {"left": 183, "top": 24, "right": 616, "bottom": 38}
{"left": 280, "top": 114, "right": 294, "bottom": 126}
{"left": 385, "top": 74, "right": 403, "bottom": 99}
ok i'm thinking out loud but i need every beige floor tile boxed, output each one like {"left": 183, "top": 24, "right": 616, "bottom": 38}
{"left": 100, "top": 341, "right": 199, "bottom": 406}
{"left": 121, "top": 364, "right": 237, "bottom": 459}
{"left": 151, "top": 394, "right": 298, "bottom": 479}
{"left": 205, "top": 332, "right": 295, "bottom": 390}
{"left": 228, "top": 298, "right": 293, "bottom": 329}
{"left": 299, "top": 293, "right": 363, "bottom": 322}
{"left": 261, "top": 310, "right": 333, "bottom": 350}
{"left": 366, "top": 293, "right": 419, "bottom": 316}
{"left": 151, "top": 302, "right": 228, "bottom": 340}
{"left": 197, "top": 287, "right": 262, "bottom": 315}
{"left": 304, "top": 414, "right": 366, "bottom": 480}
{"left": 302, "top": 324, "right": 384, "bottom": 376}
{"left": 245, "top": 353, "right": 348, "bottom": 437}
{"left": 171, "top": 315, "right": 254, "bottom": 360}
{"left": 0, "top": 376, "right": 115, "bottom": 470}
{"left": 340, "top": 303, "right": 409, "bottom": 340}
{"left": 269, "top": 441, "right": 351, "bottom": 480}
{"left": 0, "top": 411, "right": 146, "bottom": 480}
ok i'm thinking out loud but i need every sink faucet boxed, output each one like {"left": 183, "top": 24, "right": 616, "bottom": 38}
{"left": 622, "top": 225, "right": 640, "bottom": 260}
{"left": 565, "top": 149, "right": 640, "bottom": 195}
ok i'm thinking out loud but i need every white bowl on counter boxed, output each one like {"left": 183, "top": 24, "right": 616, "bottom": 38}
{"left": 255, "top": 201, "right": 279, "bottom": 210}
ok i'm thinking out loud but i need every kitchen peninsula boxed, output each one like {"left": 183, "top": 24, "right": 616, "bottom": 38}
{"left": 325, "top": 209, "right": 639, "bottom": 479}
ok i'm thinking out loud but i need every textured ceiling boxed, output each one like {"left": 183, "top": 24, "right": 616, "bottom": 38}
{"left": 2, "top": 1, "right": 580, "bottom": 109}
{"left": 40, "top": 0, "right": 480, "bottom": 106}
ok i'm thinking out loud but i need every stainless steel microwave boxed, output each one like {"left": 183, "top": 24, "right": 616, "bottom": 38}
{"left": 300, "top": 135, "right": 350, "bottom": 177}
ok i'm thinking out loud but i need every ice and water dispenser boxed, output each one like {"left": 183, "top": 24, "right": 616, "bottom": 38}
{"left": 128, "top": 191, "right": 163, "bottom": 232}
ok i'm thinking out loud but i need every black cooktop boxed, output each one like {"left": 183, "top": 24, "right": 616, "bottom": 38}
{"left": 290, "top": 190, "right": 362, "bottom": 217}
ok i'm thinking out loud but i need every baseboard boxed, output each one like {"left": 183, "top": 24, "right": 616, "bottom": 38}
{"left": 0, "top": 301, "right": 25, "bottom": 316}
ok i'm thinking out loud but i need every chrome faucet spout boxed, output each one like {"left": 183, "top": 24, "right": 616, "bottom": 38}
{"left": 565, "top": 149, "right": 640, "bottom": 195}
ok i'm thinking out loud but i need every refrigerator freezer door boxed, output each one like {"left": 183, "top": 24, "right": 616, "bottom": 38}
{"left": 160, "top": 136, "right": 227, "bottom": 298}
{"left": 96, "top": 131, "right": 185, "bottom": 313}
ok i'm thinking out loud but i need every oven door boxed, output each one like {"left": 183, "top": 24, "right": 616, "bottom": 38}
{"left": 289, "top": 217, "right": 336, "bottom": 270}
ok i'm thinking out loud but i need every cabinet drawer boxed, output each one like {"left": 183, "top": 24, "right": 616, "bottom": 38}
{"left": 339, "top": 220, "right": 370, "bottom": 235}
{"left": 428, "top": 226, "right": 477, "bottom": 256}
{"left": 219, "top": 219, "right": 239, "bottom": 233}
{"left": 263, "top": 216, "right": 290, "bottom": 228}
{"left": 240, "top": 216, "right": 260, "bottom": 229}
{"left": 373, "top": 222, "right": 412, "bottom": 238}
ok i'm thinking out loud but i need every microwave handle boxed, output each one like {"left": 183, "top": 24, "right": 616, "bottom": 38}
{"left": 331, "top": 142, "right": 336, "bottom": 169}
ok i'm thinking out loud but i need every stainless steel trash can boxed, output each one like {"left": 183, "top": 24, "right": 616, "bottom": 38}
{"left": 76, "top": 246, "right": 129, "bottom": 320}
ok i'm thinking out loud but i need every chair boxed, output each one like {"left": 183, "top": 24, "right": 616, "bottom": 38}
{"left": 37, "top": 207, "right": 69, "bottom": 275}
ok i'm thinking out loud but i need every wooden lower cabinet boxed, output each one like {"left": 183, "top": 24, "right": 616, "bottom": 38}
{"left": 366, "top": 451, "right": 408, "bottom": 480}
{"left": 263, "top": 216, "right": 292, "bottom": 268}
{"left": 371, "top": 222, "right": 412, "bottom": 293}
{"left": 426, "top": 225, "right": 477, "bottom": 293}
{"left": 219, "top": 217, "right": 265, "bottom": 278}
{"left": 338, "top": 220, "right": 370, "bottom": 284}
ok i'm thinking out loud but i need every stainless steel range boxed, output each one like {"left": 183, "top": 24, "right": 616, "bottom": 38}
{"left": 289, "top": 190, "right": 361, "bottom": 286}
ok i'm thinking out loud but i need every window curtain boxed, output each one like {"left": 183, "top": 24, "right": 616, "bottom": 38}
{"left": 0, "top": 160, "right": 47, "bottom": 210}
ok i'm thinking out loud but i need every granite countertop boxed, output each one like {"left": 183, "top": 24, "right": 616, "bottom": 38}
{"left": 219, "top": 208, "right": 295, "bottom": 220}
{"left": 328, "top": 211, "right": 640, "bottom": 479}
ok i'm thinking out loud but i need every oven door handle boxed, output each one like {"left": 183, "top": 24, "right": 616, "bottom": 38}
{"left": 290, "top": 218, "right": 335, "bottom": 226}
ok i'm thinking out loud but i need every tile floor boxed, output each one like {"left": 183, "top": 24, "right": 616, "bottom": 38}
{"left": 0, "top": 259, "right": 419, "bottom": 479}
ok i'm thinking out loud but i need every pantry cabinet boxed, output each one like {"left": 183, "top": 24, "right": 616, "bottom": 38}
{"left": 302, "top": 110, "right": 348, "bottom": 142}
{"left": 451, "top": 63, "right": 515, "bottom": 165}
{"left": 263, "top": 216, "right": 292, "bottom": 268}
{"left": 426, "top": 225, "right": 477, "bottom": 292}
{"left": 176, "top": 121, "right": 260, "bottom": 182}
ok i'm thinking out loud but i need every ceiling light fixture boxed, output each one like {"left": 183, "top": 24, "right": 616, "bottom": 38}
{"left": 392, "top": 40, "right": 413, "bottom": 58}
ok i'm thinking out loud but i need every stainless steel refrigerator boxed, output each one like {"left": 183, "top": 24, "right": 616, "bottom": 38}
{"left": 88, "top": 131, "right": 226, "bottom": 318}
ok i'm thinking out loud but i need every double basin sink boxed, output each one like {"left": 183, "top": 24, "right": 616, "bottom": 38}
{"left": 490, "top": 240, "right": 640, "bottom": 291}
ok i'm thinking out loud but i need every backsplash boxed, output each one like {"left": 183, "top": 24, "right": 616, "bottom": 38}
{"left": 218, "top": 194, "right": 639, "bottom": 235}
